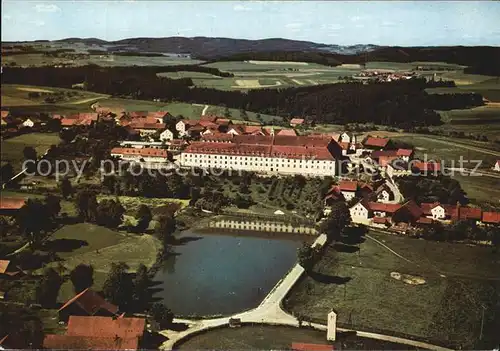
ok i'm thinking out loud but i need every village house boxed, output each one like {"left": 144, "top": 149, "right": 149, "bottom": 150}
{"left": 338, "top": 180, "right": 358, "bottom": 200}
{"left": 110, "top": 147, "right": 171, "bottom": 167}
{"left": 376, "top": 184, "right": 394, "bottom": 203}
{"left": 21, "top": 118, "right": 35, "bottom": 128}
{"left": 61, "top": 113, "right": 99, "bottom": 128}
{"left": 1, "top": 111, "right": 10, "bottom": 126}
{"left": 58, "top": 288, "right": 119, "bottom": 322}
{"left": 118, "top": 141, "right": 164, "bottom": 149}
{"left": 43, "top": 315, "right": 146, "bottom": 350}
{"left": 0, "top": 197, "right": 26, "bottom": 216}
{"left": 420, "top": 202, "right": 454, "bottom": 220}
{"left": 276, "top": 128, "right": 297, "bottom": 136}
{"left": 482, "top": 212, "right": 500, "bottom": 226}
{"left": 412, "top": 161, "right": 442, "bottom": 175}
{"left": 392, "top": 200, "right": 425, "bottom": 225}
{"left": 362, "top": 136, "right": 392, "bottom": 150}
{"left": 290, "top": 118, "right": 305, "bottom": 127}
{"left": 159, "top": 128, "right": 174, "bottom": 141}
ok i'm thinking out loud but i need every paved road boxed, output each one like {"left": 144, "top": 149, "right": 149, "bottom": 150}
{"left": 201, "top": 105, "right": 209, "bottom": 116}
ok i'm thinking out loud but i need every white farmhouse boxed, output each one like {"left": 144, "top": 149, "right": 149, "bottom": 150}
{"left": 350, "top": 201, "right": 370, "bottom": 220}
{"left": 22, "top": 118, "right": 35, "bottom": 128}
{"left": 494, "top": 160, "right": 500, "bottom": 172}
{"left": 160, "top": 129, "right": 174, "bottom": 142}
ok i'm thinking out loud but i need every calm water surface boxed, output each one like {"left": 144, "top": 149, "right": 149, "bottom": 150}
{"left": 153, "top": 228, "right": 307, "bottom": 316}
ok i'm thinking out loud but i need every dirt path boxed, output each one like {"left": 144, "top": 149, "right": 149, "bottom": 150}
{"left": 365, "top": 234, "right": 414, "bottom": 263}
{"left": 66, "top": 96, "right": 108, "bottom": 105}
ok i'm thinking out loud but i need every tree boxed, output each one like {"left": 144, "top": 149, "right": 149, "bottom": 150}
{"left": 102, "top": 262, "right": 134, "bottom": 309}
{"left": 70, "top": 264, "right": 94, "bottom": 293}
{"left": 44, "top": 194, "right": 61, "bottom": 219}
{"left": 136, "top": 205, "right": 152, "bottom": 232}
{"left": 16, "top": 199, "right": 53, "bottom": 249}
{"left": 155, "top": 215, "right": 176, "bottom": 243}
{"left": 35, "top": 268, "right": 63, "bottom": 307}
{"left": 95, "top": 199, "right": 125, "bottom": 228}
{"left": 133, "top": 264, "right": 151, "bottom": 310}
{"left": 75, "top": 189, "right": 98, "bottom": 222}
{"left": 297, "top": 243, "right": 316, "bottom": 273}
{"left": 60, "top": 178, "right": 73, "bottom": 200}
{"left": 320, "top": 202, "right": 351, "bottom": 241}
{"left": 149, "top": 302, "right": 174, "bottom": 328}
{"left": 0, "top": 162, "right": 14, "bottom": 182}
{"left": 23, "top": 146, "right": 37, "bottom": 172}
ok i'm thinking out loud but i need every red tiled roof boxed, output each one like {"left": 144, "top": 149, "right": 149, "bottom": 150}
{"left": 290, "top": 118, "right": 305, "bottom": 125}
{"left": 43, "top": 334, "right": 139, "bottom": 350}
{"left": 399, "top": 200, "right": 423, "bottom": 219}
{"left": 58, "top": 288, "right": 119, "bottom": 315}
{"left": 0, "top": 197, "right": 26, "bottom": 210}
{"left": 270, "top": 145, "right": 334, "bottom": 160}
{"left": 200, "top": 115, "right": 218, "bottom": 123}
{"left": 67, "top": 315, "right": 145, "bottom": 339}
{"left": 482, "top": 212, "right": 500, "bottom": 224}
{"left": 338, "top": 180, "right": 358, "bottom": 192}
{"left": 363, "top": 137, "right": 390, "bottom": 148}
{"left": 371, "top": 150, "right": 397, "bottom": 158}
{"left": 216, "top": 118, "right": 231, "bottom": 124}
{"left": 111, "top": 147, "right": 168, "bottom": 158}
{"left": 412, "top": 161, "right": 441, "bottom": 172}
{"left": 373, "top": 217, "right": 389, "bottom": 224}
{"left": 198, "top": 120, "right": 218, "bottom": 128}
{"left": 149, "top": 111, "right": 169, "bottom": 118}
{"left": 244, "top": 125, "right": 264, "bottom": 135}
{"left": 1, "top": 111, "right": 10, "bottom": 119}
{"left": 397, "top": 149, "right": 413, "bottom": 157}
{"left": 379, "top": 155, "right": 399, "bottom": 167}
{"left": 420, "top": 202, "right": 441, "bottom": 215}
{"left": 417, "top": 217, "right": 433, "bottom": 224}
{"left": 202, "top": 133, "right": 234, "bottom": 141}
{"left": 129, "top": 121, "right": 166, "bottom": 130}
{"left": 451, "top": 206, "right": 482, "bottom": 221}
{"left": 129, "top": 111, "right": 148, "bottom": 118}
{"left": 368, "top": 202, "right": 402, "bottom": 213}
{"left": 292, "top": 342, "right": 334, "bottom": 351}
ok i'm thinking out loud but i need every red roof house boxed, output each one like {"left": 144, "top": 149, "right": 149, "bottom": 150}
{"left": 363, "top": 136, "right": 390, "bottom": 149}
{"left": 292, "top": 342, "right": 335, "bottom": 351}
{"left": 43, "top": 315, "right": 146, "bottom": 350}
{"left": 450, "top": 205, "right": 482, "bottom": 221}
{"left": 58, "top": 288, "right": 119, "bottom": 321}
{"left": 482, "top": 212, "right": 500, "bottom": 224}
{"left": 290, "top": 118, "right": 305, "bottom": 127}
{"left": 0, "top": 197, "right": 26, "bottom": 215}
{"left": 0, "top": 260, "right": 22, "bottom": 278}
{"left": 338, "top": 180, "right": 358, "bottom": 192}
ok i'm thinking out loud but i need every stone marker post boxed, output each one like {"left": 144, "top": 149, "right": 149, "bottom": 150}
{"left": 327, "top": 310, "right": 337, "bottom": 341}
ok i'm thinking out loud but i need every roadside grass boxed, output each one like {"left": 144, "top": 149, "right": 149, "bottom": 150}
{"left": 390, "top": 134, "right": 499, "bottom": 165}
{"left": 177, "top": 325, "right": 415, "bottom": 350}
{"left": 450, "top": 174, "right": 500, "bottom": 207}
{"left": 284, "top": 231, "right": 500, "bottom": 349}
{"left": 0, "top": 132, "right": 61, "bottom": 172}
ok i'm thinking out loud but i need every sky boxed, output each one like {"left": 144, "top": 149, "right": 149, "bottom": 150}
{"left": 2, "top": 1, "right": 500, "bottom": 46}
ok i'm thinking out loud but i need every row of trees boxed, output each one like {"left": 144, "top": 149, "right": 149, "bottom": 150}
{"left": 419, "top": 220, "right": 500, "bottom": 247}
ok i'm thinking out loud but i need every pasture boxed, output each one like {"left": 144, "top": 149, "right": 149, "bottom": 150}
{"left": 1, "top": 84, "right": 107, "bottom": 107}
{"left": 426, "top": 77, "right": 500, "bottom": 102}
{"left": 0, "top": 133, "right": 61, "bottom": 172}
{"left": 284, "top": 230, "right": 500, "bottom": 349}
{"left": 39, "top": 223, "right": 162, "bottom": 302}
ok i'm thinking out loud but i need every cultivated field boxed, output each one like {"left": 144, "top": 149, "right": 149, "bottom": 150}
{"left": 284, "top": 230, "right": 500, "bottom": 349}
{"left": 97, "top": 98, "right": 204, "bottom": 117}
{"left": 426, "top": 77, "right": 500, "bottom": 102}
{"left": 434, "top": 105, "right": 500, "bottom": 140}
{"left": 0, "top": 133, "right": 61, "bottom": 172}
{"left": 1, "top": 53, "right": 202, "bottom": 67}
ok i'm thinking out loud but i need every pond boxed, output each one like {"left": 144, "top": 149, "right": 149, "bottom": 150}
{"left": 153, "top": 222, "right": 313, "bottom": 316}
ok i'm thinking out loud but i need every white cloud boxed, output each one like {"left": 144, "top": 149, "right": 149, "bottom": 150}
{"left": 30, "top": 19, "right": 46, "bottom": 26}
{"left": 33, "top": 4, "right": 61, "bottom": 13}
{"left": 3, "top": 14, "right": 12, "bottom": 21}
{"left": 285, "top": 23, "right": 302, "bottom": 29}
{"left": 233, "top": 4, "right": 252, "bottom": 12}
{"left": 381, "top": 21, "right": 396, "bottom": 27}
